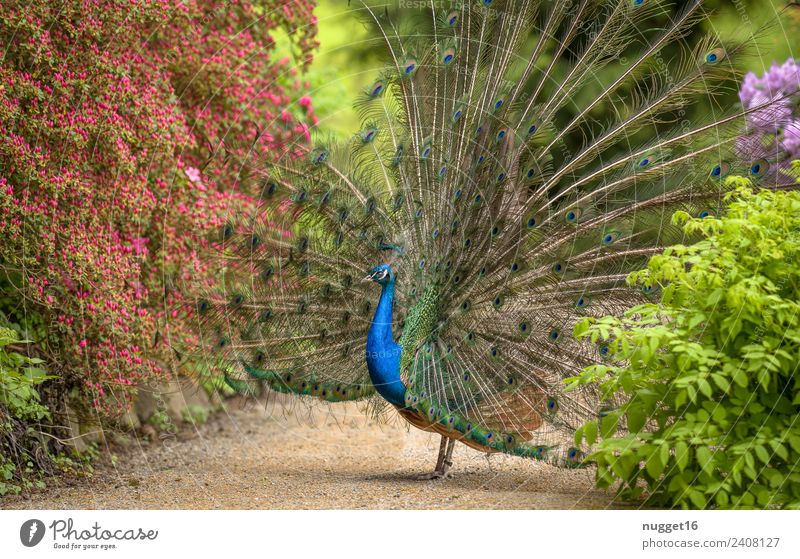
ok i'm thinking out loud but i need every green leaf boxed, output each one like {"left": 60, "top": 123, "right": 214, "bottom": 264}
{"left": 732, "top": 369, "right": 748, "bottom": 388}
{"left": 646, "top": 448, "right": 665, "bottom": 479}
{"left": 689, "top": 489, "right": 707, "bottom": 509}
{"left": 627, "top": 407, "right": 646, "bottom": 433}
{"left": 755, "top": 445, "right": 770, "bottom": 465}
{"left": 697, "top": 446, "right": 714, "bottom": 474}
{"left": 675, "top": 441, "right": 689, "bottom": 472}
{"left": 698, "top": 378, "right": 712, "bottom": 398}
{"left": 584, "top": 420, "right": 598, "bottom": 446}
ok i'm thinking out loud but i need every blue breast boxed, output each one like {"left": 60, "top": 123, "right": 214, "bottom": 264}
{"left": 364, "top": 279, "right": 407, "bottom": 406}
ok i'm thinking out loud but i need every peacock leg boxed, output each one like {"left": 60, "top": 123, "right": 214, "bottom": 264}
{"left": 413, "top": 436, "right": 448, "bottom": 480}
{"left": 440, "top": 438, "right": 456, "bottom": 478}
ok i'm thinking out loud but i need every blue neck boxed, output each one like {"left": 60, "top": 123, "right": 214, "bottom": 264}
{"left": 365, "top": 279, "right": 406, "bottom": 406}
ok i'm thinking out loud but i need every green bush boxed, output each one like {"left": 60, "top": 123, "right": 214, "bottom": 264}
{"left": 569, "top": 180, "right": 800, "bottom": 509}
{"left": 0, "top": 325, "right": 54, "bottom": 495}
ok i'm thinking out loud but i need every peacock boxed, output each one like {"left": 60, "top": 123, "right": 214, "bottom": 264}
{"left": 189, "top": 0, "right": 774, "bottom": 479}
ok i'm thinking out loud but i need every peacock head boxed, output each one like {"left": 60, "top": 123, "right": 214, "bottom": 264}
{"left": 364, "top": 264, "right": 395, "bottom": 286}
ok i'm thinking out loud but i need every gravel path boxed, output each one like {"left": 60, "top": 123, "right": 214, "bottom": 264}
{"left": 3, "top": 398, "right": 619, "bottom": 509}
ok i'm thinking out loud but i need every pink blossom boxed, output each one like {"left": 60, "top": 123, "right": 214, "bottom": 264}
{"left": 185, "top": 166, "right": 202, "bottom": 183}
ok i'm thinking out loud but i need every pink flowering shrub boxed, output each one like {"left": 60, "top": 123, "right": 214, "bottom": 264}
{"left": 0, "top": 0, "right": 317, "bottom": 417}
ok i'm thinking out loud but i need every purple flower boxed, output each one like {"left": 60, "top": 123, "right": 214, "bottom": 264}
{"left": 746, "top": 92, "right": 792, "bottom": 133}
{"left": 736, "top": 58, "right": 800, "bottom": 185}
{"left": 783, "top": 120, "right": 800, "bottom": 159}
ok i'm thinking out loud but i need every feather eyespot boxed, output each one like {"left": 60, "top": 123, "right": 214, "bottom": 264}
{"left": 698, "top": 210, "right": 715, "bottom": 219}
{"left": 493, "top": 295, "right": 504, "bottom": 309}
{"left": 359, "top": 127, "right": 378, "bottom": 143}
{"left": 309, "top": 148, "right": 329, "bottom": 165}
{"left": 197, "top": 299, "right": 210, "bottom": 313}
{"left": 641, "top": 284, "right": 657, "bottom": 295}
{"left": 750, "top": 158, "right": 769, "bottom": 177}
{"left": 576, "top": 295, "right": 590, "bottom": 309}
{"left": 704, "top": 48, "right": 725, "bottom": 64}
{"left": 446, "top": 11, "right": 458, "bottom": 26}
{"left": 368, "top": 81, "right": 384, "bottom": 98}
{"left": 527, "top": 123, "right": 538, "bottom": 136}
{"left": 552, "top": 261, "right": 565, "bottom": 275}
{"left": 549, "top": 329, "right": 560, "bottom": 341}
{"left": 599, "top": 344, "right": 610, "bottom": 357}
{"left": 296, "top": 236, "right": 309, "bottom": 252}
{"left": 392, "top": 145, "right": 405, "bottom": 167}
{"left": 219, "top": 223, "right": 234, "bottom": 241}
{"left": 565, "top": 208, "right": 583, "bottom": 223}
{"left": 602, "top": 231, "right": 621, "bottom": 246}
{"left": 401, "top": 56, "right": 418, "bottom": 76}
{"left": 293, "top": 189, "right": 308, "bottom": 204}
{"left": 441, "top": 46, "right": 456, "bottom": 65}
{"left": 262, "top": 181, "right": 278, "bottom": 197}
{"left": 547, "top": 398, "right": 559, "bottom": 413}
{"left": 420, "top": 139, "right": 433, "bottom": 160}
{"left": 710, "top": 162, "right": 730, "bottom": 179}
{"left": 490, "top": 346, "right": 500, "bottom": 359}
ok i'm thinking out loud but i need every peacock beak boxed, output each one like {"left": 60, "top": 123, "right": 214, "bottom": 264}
{"left": 362, "top": 274, "right": 375, "bottom": 282}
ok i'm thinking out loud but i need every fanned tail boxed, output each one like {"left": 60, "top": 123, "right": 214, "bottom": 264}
{"left": 180, "top": 0, "right": 786, "bottom": 464}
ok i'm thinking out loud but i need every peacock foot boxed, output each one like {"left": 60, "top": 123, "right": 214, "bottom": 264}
{"left": 412, "top": 470, "right": 446, "bottom": 481}
{"left": 412, "top": 468, "right": 454, "bottom": 481}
